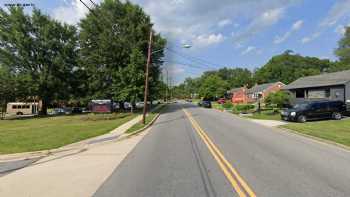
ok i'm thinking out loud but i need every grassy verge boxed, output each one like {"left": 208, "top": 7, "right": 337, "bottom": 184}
{"left": 126, "top": 105, "right": 166, "bottom": 134}
{"left": 0, "top": 113, "right": 137, "bottom": 154}
{"left": 247, "top": 110, "right": 281, "bottom": 120}
{"left": 212, "top": 103, "right": 224, "bottom": 110}
{"left": 281, "top": 119, "right": 350, "bottom": 147}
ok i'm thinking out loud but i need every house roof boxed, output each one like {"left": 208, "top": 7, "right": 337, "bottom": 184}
{"left": 283, "top": 70, "right": 350, "bottom": 90}
{"left": 247, "top": 82, "right": 283, "bottom": 94}
{"left": 228, "top": 87, "right": 243, "bottom": 94}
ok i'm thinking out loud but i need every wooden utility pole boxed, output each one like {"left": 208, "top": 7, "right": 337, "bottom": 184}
{"left": 142, "top": 30, "right": 153, "bottom": 124}
{"left": 165, "top": 69, "right": 169, "bottom": 103}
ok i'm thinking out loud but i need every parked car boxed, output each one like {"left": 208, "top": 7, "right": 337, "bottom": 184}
{"left": 136, "top": 102, "right": 145, "bottom": 109}
{"left": 72, "top": 107, "right": 82, "bottom": 114}
{"left": 51, "top": 108, "right": 66, "bottom": 115}
{"left": 198, "top": 100, "right": 202, "bottom": 106}
{"left": 281, "top": 100, "right": 346, "bottom": 123}
{"left": 201, "top": 100, "right": 212, "bottom": 108}
{"left": 217, "top": 98, "right": 226, "bottom": 104}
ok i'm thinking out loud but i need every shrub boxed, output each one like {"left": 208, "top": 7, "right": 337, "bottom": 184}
{"left": 222, "top": 102, "right": 233, "bottom": 109}
{"left": 81, "top": 113, "right": 130, "bottom": 121}
{"left": 235, "top": 104, "right": 255, "bottom": 111}
{"left": 265, "top": 91, "right": 291, "bottom": 108}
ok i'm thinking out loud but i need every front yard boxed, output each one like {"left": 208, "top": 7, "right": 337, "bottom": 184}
{"left": 0, "top": 113, "right": 137, "bottom": 154}
{"left": 247, "top": 110, "right": 281, "bottom": 120}
{"left": 281, "top": 119, "right": 350, "bottom": 147}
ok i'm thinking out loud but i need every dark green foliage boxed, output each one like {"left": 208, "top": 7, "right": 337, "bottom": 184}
{"left": 0, "top": 7, "right": 80, "bottom": 114}
{"left": 222, "top": 102, "right": 233, "bottom": 109}
{"left": 254, "top": 53, "right": 335, "bottom": 84}
{"left": 265, "top": 91, "right": 291, "bottom": 108}
{"left": 198, "top": 74, "right": 229, "bottom": 99}
{"left": 79, "top": 0, "right": 166, "bottom": 103}
{"left": 235, "top": 104, "right": 255, "bottom": 111}
{"left": 335, "top": 27, "right": 350, "bottom": 65}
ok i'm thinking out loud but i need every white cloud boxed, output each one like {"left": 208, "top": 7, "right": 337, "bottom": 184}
{"left": 274, "top": 20, "right": 303, "bottom": 44}
{"left": 52, "top": 0, "right": 95, "bottom": 25}
{"left": 301, "top": 32, "right": 320, "bottom": 44}
{"left": 292, "top": 20, "right": 304, "bottom": 30}
{"left": 335, "top": 25, "right": 347, "bottom": 35}
{"left": 320, "top": 0, "right": 350, "bottom": 27}
{"left": 192, "top": 33, "right": 225, "bottom": 48}
{"left": 130, "top": 0, "right": 300, "bottom": 45}
{"left": 218, "top": 19, "right": 232, "bottom": 27}
{"left": 234, "top": 7, "right": 286, "bottom": 42}
{"left": 241, "top": 46, "right": 262, "bottom": 55}
{"left": 52, "top": 0, "right": 300, "bottom": 48}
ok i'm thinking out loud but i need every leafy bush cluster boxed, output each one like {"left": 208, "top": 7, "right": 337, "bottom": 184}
{"left": 232, "top": 104, "right": 255, "bottom": 114}
{"left": 81, "top": 113, "right": 131, "bottom": 121}
{"left": 222, "top": 102, "right": 233, "bottom": 109}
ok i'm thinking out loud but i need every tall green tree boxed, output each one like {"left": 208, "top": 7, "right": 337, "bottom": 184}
{"left": 335, "top": 26, "right": 350, "bottom": 65}
{"left": 79, "top": 0, "right": 166, "bottom": 104}
{"left": 254, "top": 52, "right": 335, "bottom": 84}
{"left": 198, "top": 74, "right": 229, "bottom": 100}
{"left": 0, "top": 7, "right": 80, "bottom": 114}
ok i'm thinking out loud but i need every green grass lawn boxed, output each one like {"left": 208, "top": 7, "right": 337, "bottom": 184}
{"left": 0, "top": 113, "right": 137, "bottom": 154}
{"left": 126, "top": 105, "right": 166, "bottom": 134}
{"left": 281, "top": 119, "right": 350, "bottom": 147}
{"left": 247, "top": 110, "right": 281, "bottom": 120}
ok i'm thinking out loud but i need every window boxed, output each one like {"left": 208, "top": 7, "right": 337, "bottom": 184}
{"left": 12, "top": 105, "right": 17, "bottom": 109}
{"left": 296, "top": 89, "right": 305, "bottom": 98}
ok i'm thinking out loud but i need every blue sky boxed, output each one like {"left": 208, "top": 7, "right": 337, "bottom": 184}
{"left": 2, "top": 0, "right": 350, "bottom": 84}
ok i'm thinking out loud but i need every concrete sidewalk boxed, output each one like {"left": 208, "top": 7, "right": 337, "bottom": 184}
{"left": 248, "top": 119, "right": 288, "bottom": 127}
{"left": 0, "top": 120, "right": 151, "bottom": 197}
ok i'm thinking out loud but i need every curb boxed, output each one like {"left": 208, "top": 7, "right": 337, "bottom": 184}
{"left": 210, "top": 107, "right": 350, "bottom": 152}
{"left": 117, "top": 105, "right": 167, "bottom": 141}
{"left": 117, "top": 113, "right": 161, "bottom": 141}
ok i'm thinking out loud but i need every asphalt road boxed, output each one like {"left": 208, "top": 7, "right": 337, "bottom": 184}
{"left": 94, "top": 103, "right": 350, "bottom": 197}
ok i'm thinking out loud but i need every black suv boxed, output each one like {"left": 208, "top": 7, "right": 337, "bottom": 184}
{"left": 281, "top": 100, "right": 346, "bottom": 123}
{"left": 198, "top": 100, "right": 212, "bottom": 108}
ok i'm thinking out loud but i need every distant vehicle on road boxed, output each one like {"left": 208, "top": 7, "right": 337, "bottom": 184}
{"left": 201, "top": 100, "right": 212, "bottom": 108}
{"left": 6, "top": 102, "right": 39, "bottom": 116}
{"left": 217, "top": 98, "right": 226, "bottom": 104}
{"left": 281, "top": 100, "right": 346, "bottom": 123}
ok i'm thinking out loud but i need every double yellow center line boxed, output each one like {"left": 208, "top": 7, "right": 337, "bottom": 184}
{"left": 183, "top": 109, "right": 256, "bottom": 197}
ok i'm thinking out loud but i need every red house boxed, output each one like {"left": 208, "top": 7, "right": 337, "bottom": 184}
{"left": 230, "top": 87, "right": 249, "bottom": 104}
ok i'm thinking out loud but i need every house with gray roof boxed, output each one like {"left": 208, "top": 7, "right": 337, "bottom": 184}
{"left": 283, "top": 70, "right": 350, "bottom": 109}
{"left": 247, "top": 82, "right": 285, "bottom": 102}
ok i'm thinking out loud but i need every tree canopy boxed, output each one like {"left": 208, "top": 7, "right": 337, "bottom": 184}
{"left": 0, "top": 7, "right": 80, "bottom": 114}
{"left": 79, "top": 0, "right": 166, "bottom": 104}
{"left": 336, "top": 26, "right": 350, "bottom": 65}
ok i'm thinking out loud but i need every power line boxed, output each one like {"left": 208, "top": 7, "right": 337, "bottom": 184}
{"left": 166, "top": 48, "right": 222, "bottom": 69}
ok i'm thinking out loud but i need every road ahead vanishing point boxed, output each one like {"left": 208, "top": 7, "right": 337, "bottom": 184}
{"left": 94, "top": 103, "right": 350, "bottom": 197}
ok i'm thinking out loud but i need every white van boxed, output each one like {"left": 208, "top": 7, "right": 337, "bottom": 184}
{"left": 6, "top": 102, "right": 39, "bottom": 116}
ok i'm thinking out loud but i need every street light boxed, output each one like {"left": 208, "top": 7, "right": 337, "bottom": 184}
{"left": 142, "top": 41, "right": 191, "bottom": 124}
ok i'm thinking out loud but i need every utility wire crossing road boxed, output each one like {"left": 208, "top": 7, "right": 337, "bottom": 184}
{"left": 94, "top": 103, "right": 350, "bottom": 197}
